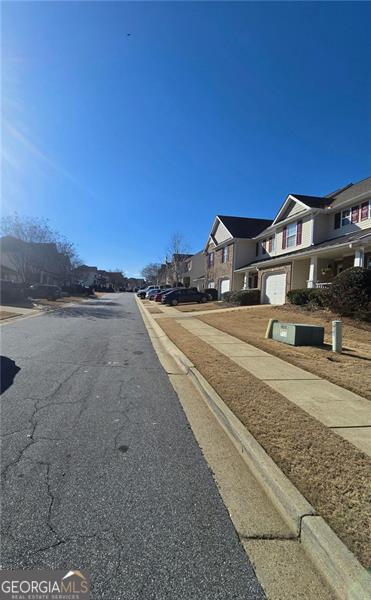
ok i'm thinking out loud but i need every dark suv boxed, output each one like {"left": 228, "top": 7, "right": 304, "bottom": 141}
{"left": 161, "top": 288, "right": 208, "bottom": 306}
{"left": 28, "top": 284, "right": 62, "bottom": 300}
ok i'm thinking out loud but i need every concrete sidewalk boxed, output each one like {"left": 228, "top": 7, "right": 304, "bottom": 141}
{"left": 173, "top": 317, "right": 371, "bottom": 457}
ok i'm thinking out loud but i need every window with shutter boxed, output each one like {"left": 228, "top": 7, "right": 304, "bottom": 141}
{"left": 334, "top": 213, "right": 341, "bottom": 229}
{"left": 262, "top": 240, "right": 267, "bottom": 255}
{"left": 286, "top": 222, "right": 297, "bottom": 248}
{"left": 296, "top": 221, "right": 302, "bottom": 245}
{"left": 268, "top": 237, "right": 273, "bottom": 252}
{"left": 255, "top": 242, "right": 259, "bottom": 256}
{"left": 351, "top": 206, "right": 359, "bottom": 223}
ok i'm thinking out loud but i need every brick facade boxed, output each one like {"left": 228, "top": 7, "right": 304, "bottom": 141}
{"left": 206, "top": 243, "right": 234, "bottom": 288}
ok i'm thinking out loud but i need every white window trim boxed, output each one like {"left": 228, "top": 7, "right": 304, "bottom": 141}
{"left": 341, "top": 208, "right": 351, "bottom": 227}
{"left": 286, "top": 222, "right": 297, "bottom": 248}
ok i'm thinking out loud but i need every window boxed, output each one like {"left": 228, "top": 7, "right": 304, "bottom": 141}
{"left": 286, "top": 222, "right": 297, "bottom": 248}
{"left": 221, "top": 246, "right": 229, "bottom": 263}
{"left": 341, "top": 208, "right": 351, "bottom": 227}
{"left": 262, "top": 239, "right": 267, "bottom": 255}
{"left": 361, "top": 201, "right": 370, "bottom": 221}
{"left": 334, "top": 212, "right": 341, "bottom": 229}
{"left": 268, "top": 236, "right": 274, "bottom": 252}
{"left": 248, "top": 273, "right": 258, "bottom": 289}
{"left": 255, "top": 242, "right": 259, "bottom": 257}
{"left": 207, "top": 252, "right": 214, "bottom": 267}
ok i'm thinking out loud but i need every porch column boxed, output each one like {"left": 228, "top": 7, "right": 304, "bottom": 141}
{"left": 243, "top": 273, "right": 248, "bottom": 290}
{"left": 354, "top": 247, "right": 365, "bottom": 267}
{"left": 307, "top": 256, "right": 317, "bottom": 288}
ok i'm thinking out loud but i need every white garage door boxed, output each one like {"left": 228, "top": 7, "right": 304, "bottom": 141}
{"left": 220, "top": 279, "right": 230, "bottom": 295}
{"left": 263, "top": 272, "right": 286, "bottom": 305}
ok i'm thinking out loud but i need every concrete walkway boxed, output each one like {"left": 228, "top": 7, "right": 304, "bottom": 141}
{"left": 173, "top": 318, "right": 371, "bottom": 457}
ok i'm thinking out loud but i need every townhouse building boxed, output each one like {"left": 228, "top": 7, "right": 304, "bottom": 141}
{"left": 204, "top": 215, "right": 272, "bottom": 297}
{"left": 235, "top": 177, "right": 371, "bottom": 304}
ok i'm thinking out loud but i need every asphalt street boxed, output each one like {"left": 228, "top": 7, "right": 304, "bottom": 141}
{"left": 1, "top": 294, "right": 265, "bottom": 599}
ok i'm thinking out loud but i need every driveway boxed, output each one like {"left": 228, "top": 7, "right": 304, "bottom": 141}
{"left": 1, "top": 294, "right": 265, "bottom": 599}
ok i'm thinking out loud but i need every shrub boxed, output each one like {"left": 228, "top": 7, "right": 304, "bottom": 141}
{"left": 307, "top": 288, "right": 331, "bottom": 309}
{"left": 225, "top": 289, "right": 260, "bottom": 306}
{"left": 329, "top": 267, "right": 371, "bottom": 316}
{"left": 221, "top": 291, "right": 232, "bottom": 303}
{"left": 287, "top": 288, "right": 311, "bottom": 305}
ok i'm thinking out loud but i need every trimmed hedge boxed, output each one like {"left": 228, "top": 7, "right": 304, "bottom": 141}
{"left": 287, "top": 288, "right": 311, "bottom": 305}
{"left": 330, "top": 267, "right": 371, "bottom": 316}
{"left": 222, "top": 289, "right": 260, "bottom": 306}
{"left": 287, "top": 268, "right": 371, "bottom": 319}
{"left": 287, "top": 287, "right": 331, "bottom": 309}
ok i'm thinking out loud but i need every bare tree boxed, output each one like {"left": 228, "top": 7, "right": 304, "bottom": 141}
{"left": 141, "top": 263, "right": 162, "bottom": 284}
{"left": 166, "top": 232, "right": 189, "bottom": 285}
{"left": 0, "top": 213, "right": 82, "bottom": 285}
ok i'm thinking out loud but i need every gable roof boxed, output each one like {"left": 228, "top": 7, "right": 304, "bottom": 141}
{"left": 217, "top": 215, "right": 272, "bottom": 239}
{"left": 290, "top": 194, "right": 333, "bottom": 209}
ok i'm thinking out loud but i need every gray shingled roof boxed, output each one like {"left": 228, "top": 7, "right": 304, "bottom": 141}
{"left": 291, "top": 194, "right": 334, "bottom": 209}
{"left": 217, "top": 215, "right": 272, "bottom": 239}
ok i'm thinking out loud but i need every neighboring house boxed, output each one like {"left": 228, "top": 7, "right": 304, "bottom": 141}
{"left": 204, "top": 215, "right": 273, "bottom": 297}
{"left": 235, "top": 176, "right": 371, "bottom": 304}
{"left": 182, "top": 251, "right": 206, "bottom": 290}
{"left": 125, "top": 277, "right": 145, "bottom": 291}
{"left": 96, "top": 270, "right": 126, "bottom": 290}
{"left": 166, "top": 254, "right": 193, "bottom": 286}
{"left": 72, "top": 265, "right": 99, "bottom": 287}
{"left": 0, "top": 235, "right": 70, "bottom": 285}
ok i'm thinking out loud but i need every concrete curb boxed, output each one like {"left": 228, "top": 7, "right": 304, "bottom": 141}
{"left": 136, "top": 297, "right": 371, "bottom": 599}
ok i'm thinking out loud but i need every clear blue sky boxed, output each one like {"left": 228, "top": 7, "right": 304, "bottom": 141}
{"left": 2, "top": 1, "right": 370, "bottom": 276}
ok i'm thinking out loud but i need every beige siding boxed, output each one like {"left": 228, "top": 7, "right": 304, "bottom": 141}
{"left": 233, "top": 239, "right": 257, "bottom": 269}
{"left": 279, "top": 200, "right": 307, "bottom": 221}
{"left": 274, "top": 215, "right": 312, "bottom": 256}
{"left": 214, "top": 221, "right": 232, "bottom": 244}
{"left": 291, "top": 259, "right": 310, "bottom": 289}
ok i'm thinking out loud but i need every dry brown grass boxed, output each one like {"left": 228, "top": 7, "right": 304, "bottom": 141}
{"left": 197, "top": 305, "right": 371, "bottom": 401}
{"left": 0, "top": 310, "right": 19, "bottom": 320}
{"left": 175, "top": 301, "right": 231, "bottom": 312}
{"left": 147, "top": 306, "right": 163, "bottom": 314}
{"left": 158, "top": 317, "right": 371, "bottom": 567}
{"left": 35, "top": 296, "right": 89, "bottom": 307}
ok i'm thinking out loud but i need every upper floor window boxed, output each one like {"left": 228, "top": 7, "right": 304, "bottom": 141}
{"left": 335, "top": 201, "right": 370, "bottom": 229}
{"left": 221, "top": 246, "right": 229, "bottom": 263}
{"left": 268, "top": 236, "right": 275, "bottom": 252}
{"left": 282, "top": 221, "right": 302, "bottom": 249}
{"left": 262, "top": 239, "right": 267, "bottom": 255}
{"left": 255, "top": 242, "right": 259, "bottom": 257}
{"left": 341, "top": 208, "right": 351, "bottom": 227}
{"left": 207, "top": 252, "right": 214, "bottom": 267}
{"left": 287, "top": 223, "right": 297, "bottom": 247}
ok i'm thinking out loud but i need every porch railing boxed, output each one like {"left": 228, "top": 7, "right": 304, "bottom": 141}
{"left": 314, "top": 282, "right": 332, "bottom": 289}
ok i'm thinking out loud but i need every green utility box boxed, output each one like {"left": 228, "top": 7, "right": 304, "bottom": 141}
{"left": 271, "top": 321, "right": 324, "bottom": 346}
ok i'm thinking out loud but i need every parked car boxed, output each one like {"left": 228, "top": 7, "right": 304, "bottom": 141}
{"left": 28, "top": 284, "right": 62, "bottom": 300}
{"left": 154, "top": 288, "right": 176, "bottom": 302}
{"left": 147, "top": 288, "right": 162, "bottom": 300}
{"left": 162, "top": 288, "right": 208, "bottom": 306}
{"left": 137, "top": 285, "right": 156, "bottom": 299}
{"left": 203, "top": 287, "right": 218, "bottom": 301}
